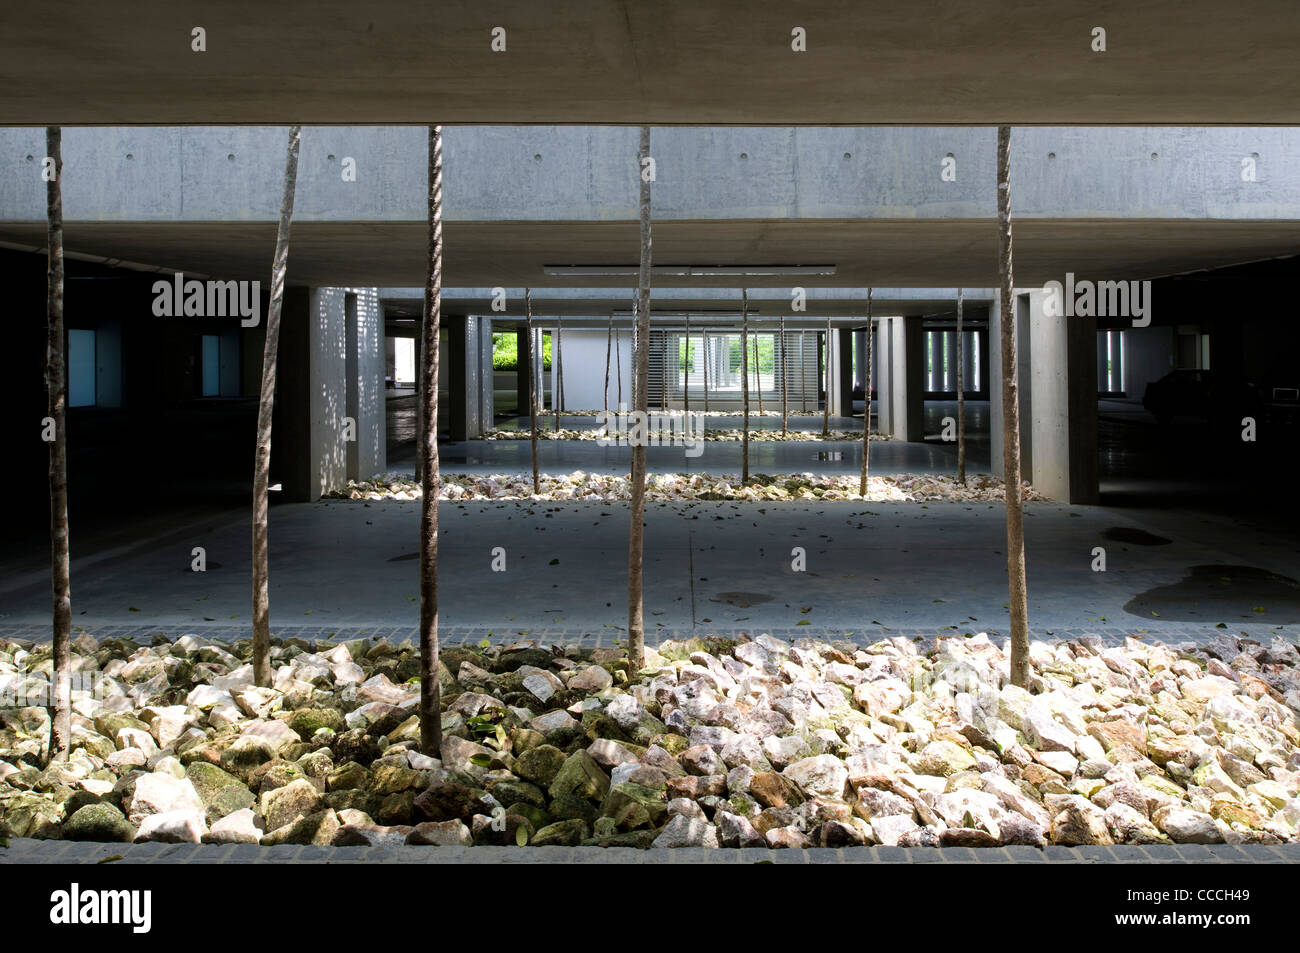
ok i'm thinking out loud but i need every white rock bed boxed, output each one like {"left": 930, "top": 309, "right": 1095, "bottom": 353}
{"left": 1, "top": 629, "right": 1296, "bottom": 849}
{"left": 484, "top": 428, "right": 889, "bottom": 443}
{"left": 329, "top": 472, "right": 1043, "bottom": 504}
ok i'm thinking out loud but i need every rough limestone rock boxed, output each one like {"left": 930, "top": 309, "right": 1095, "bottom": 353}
{"left": 260, "top": 777, "right": 324, "bottom": 832}
{"left": 914, "top": 740, "right": 976, "bottom": 778}
{"left": 135, "top": 809, "right": 207, "bottom": 844}
{"left": 63, "top": 803, "right": 136, "bottom": 843}
{"left": 1153, "top": 806, "right": 1225, "bottom": 844}
{"left": 407, "top": 820, "right": 473, "bottom": 846}
{"left": 124, "top": 773, "right": 204, "bottom": 824}
{"left": 549, "top": 750, "right": 610, "bottom": 803}
{"left": 651, "top": 814, "right": 720, "bottom": 848}
{"left": 202, "top": 809, "right": 262, "bottom": 845}
{"left": 783, "top": 755, "right": 849, "bottom": 799}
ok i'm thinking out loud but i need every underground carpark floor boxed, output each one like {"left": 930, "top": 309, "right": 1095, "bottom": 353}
{"left": 0, "top": 494, "right": 1296, "bottom": 645}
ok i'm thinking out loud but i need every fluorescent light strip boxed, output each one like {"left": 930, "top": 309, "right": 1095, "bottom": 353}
{"left": 542, "top": 264, "right": 836, "bottom": 277}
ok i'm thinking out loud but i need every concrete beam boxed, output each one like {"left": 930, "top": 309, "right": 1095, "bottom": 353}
{"left": 4, "top": 4, "right": 1299, "bottom": 125}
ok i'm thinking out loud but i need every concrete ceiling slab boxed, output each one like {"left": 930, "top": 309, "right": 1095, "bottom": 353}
{"left": 4, "top": 2, "right": 1300, "bottom": 126}
{"left": 3, "top": 219, "right": 1299, "bottom": 290}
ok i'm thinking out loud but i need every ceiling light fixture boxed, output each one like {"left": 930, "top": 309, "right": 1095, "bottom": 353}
{"left": 542, "top": 264, "right": 836, "bottom": 278}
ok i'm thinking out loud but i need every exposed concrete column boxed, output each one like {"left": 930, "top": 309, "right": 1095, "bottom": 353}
{"left": 515, "top": 326, "right": 529, "bottom": 417}
{"left": 274, "top": 286, "right": 385, "bottom": 502}
{"left": 944, "top": 330, "right": 958, "bottom": 392}
{"left": 977, "top": 325, "right": 991, "bottom": 398}
{"left": 962, "top": 327, "right": 977, "bottom": 395}
{"left": 853, "top": 330, "right": 867, "bottom": 391}
{"left": 478, "top": 317, "right": 494, "bottom": 426}
{"left": 889, "top": 316, "right": 925, "bottom": 441}
{"left": 1025, "top": 289, "right": 1099, "bottom": 503}
{"left": 447, "top": 314, "right": 487, "bottom": 440}
{"left": 836, "top": 327, "right": 854, "bottom": 417}
{"left": 875, "top": 319, "right": 894, "bottom": 436}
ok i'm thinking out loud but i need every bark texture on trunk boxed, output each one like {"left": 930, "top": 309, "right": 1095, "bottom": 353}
{"left": 822, "top": 316, "right": 832, "bottom": 437}
{"left": 525, "top": 289, "right": 539, "bottom": 493}
{"left": 627, "top": 127, "right": 652, "bottom": 671}
{"left": 780, "top": 313, "right": 788, "bottom": 435}
{"left": 419, "top": 124, "right": 445, "bottom": 756}
{"left": 859, "top": 290, "right": 873, "bottom": 497}
{"left": 45, "top": 127, "right": 71, "bottom": 760}
{"left": 997, "top": 126, "right": 1032, "bottom": 688}
{"left": 956, "top": 287, "right": 967, "bottom": 485}
{"left": 252, "top": 124, "right": 301, "bottom": 688}
{"left": 741, "top": 289, "right": 750, "bottom": 483}
{"left": 604, "top": 313, "right": 612, "bottom": 416}
{"left": 554, "top": 317, "right": 563, "bottom": 431}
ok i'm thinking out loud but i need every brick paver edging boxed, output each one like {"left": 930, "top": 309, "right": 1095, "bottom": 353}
{"left": 2, "top": 840, "right": 1296, "bottom": 864}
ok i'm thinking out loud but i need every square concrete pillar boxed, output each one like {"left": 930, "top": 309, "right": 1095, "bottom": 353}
{"left": 836, "top": 327, "right": 854, "bottom": 416}
{"left": 447, "top": 315, "right": 488, "bottom": 440}
{"left": 515, "top": 326, "right": 529, "bottom": 418}
{"left": 274, "top": 287, "right": 385, "bottom": 502}
{"left": 889, "top": 316, "right": 925, "bottom": 442}
{"left": 977, "top": 325, "right": 991, "bottom": 398}
{"left": 1025, "top": 289, "right": 1098, "bottom": 504}
{"left": 875, "top": 319, "right": 893, "bottom": 436}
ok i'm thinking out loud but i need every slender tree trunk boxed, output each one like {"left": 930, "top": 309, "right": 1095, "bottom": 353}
{"left": 741, "top": 289, "right": 750, "bottom": 482}
{"left": 44, "top": 127, "right": 71, "bottom": 760}
{"left": 997, "top": 126, "right": 1031, "bottom": 688}
{"left": 525, "top": 289, "right": 539, "bottom": 493}
{"left": 822, "top": 316, "right": 832, "bottom": 437}
{"left": 554, "top": 317, "right": 562, "bottom": 431}
{"left": 604, "top": 312, "right": 612, "bottom": 416}
{"left": 860, "top": 290, "right": 873, "bottom": 497}
{"left": 956, "top": 287, "right": 967, "bottom": 485}
{"left": 627, "top": 126, "right": 652, "bottom": 671}
{"left": 615, "top": 318, "right": 622, "bottom": 407}
{"left": 252, "top": 124, "right": 301, "bottom": 688}
{"left": 683, "top": 313, "right": 690, "bottom": 416}
{"left": 780, "top": 313, "right": 788, "bottom": 436}
{"left": 418, "top": 124, "right": 445, "bottom": 756}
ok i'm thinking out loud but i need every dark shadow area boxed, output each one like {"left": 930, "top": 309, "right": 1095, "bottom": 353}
{"left": 1124, "top": 564, "right": 1300, "bottom": 623}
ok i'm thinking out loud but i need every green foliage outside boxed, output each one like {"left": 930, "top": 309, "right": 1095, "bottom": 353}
{"left": 493, "top": 332, "right": 550, "bottom": 371}
{"left": 728, "top": 335, "right": 776, "bottom": 373}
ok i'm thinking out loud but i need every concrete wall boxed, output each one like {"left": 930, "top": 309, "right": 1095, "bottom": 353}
{"left": 5, "top": 127, "right": 1300, "bottom": 224}
{"left": 1124, "top": 326, "right": 1177, "bottom": 399}
{"left": 556, "top": 328, "right": 633, "bottom": 411}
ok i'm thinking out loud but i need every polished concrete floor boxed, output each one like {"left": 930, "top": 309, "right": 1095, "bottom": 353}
{"left": 389, "top": 400, "right": 992, "bottom": 477}
{"left": 1, "top": 490, "right": 1296, "bottom": 640}
{"left": 3, "top": 396, "right": 1296, "bottom": 644}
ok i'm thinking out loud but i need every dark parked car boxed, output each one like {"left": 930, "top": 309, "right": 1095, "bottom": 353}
{"left": 1142, "top": 369, "right": 1262, "bottom": 426}
{"left": 1142, "top": 369, "right": 1213, "bottom": 423}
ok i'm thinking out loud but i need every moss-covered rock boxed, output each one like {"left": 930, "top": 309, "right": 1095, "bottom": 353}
{"left": 514, "top": 745, "right": 567, "bottom": 787}
{"left": 289, "top": 708, "right": 345, "bottom": 741}
{"left": 531, "top": 818, "right": 588, "bottom": 847}
{"left": 63, "top": 803, "right": 135, "bottom": 842}
{"left": 548, "top": 750, "right": 610, "bottom": 803}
